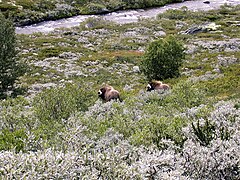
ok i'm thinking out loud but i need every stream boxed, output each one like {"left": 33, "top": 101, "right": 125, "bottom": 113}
{"left": 16, "top": 0, "right": 240, "bottom": 34}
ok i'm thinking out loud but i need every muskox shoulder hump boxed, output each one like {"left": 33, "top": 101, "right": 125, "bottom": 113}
{"left": 98, "top": 85, "right": 121, "bottom": 102}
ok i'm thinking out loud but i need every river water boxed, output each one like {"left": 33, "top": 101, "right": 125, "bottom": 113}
{"left": 16, "top": 0, "right": 240, "bottom": 34}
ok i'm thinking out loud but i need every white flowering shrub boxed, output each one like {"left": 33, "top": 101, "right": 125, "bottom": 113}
{"left": 0, "top": 98, "right": 239, "bottom": 179}
{"left": 182, "top": 100, "right": 240, "bottom": 179}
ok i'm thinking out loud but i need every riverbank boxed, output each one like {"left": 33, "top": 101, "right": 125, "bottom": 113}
{"left": 1, "top": 0, "right": 185, "bottom": 27}
{"left": 15, "top": 0, "right": 240, "bottom": 34}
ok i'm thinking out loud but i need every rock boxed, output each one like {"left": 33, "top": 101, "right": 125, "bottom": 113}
{"left": 58, "top": 42, "right": 71, "bottom": 47}
{"left": 204, "top": 22, "right": 221, "bottom": 31}
{"left": 191, "top": 38, "right": 240, "bottom": 52}
{"left": 183, "top": 22, "right": 221, "bottom": 34}
{"left": 189, "top": 72, "right": 224, "bottom": 83}
{"left": 22, "top": 49, "right": 30, "bottom": 54}
{"left": 176, "top": 21, "right": 188, "bottom": 29}
{"left": 123, "top": 84, "right": 133, "bottom": 91}
{"left": 203, "top": 1, "right": 210, "bottom": 4}
{"left": 78, "top": 36, "right": 90, "bottom": 44}
{"left": 213, "top": 67, "right": 221, "bottom": 74}
{"left": 83, "top": 60, "right": 100, "bottom": 66}
{"left": 153, "top": 31, "right": 166, "bottom": 37}
{"left": 183, "top": 26, "right": 203, "bottom": 34}
{"left": 64, "top": 70, "right": 86, "bottom": 78}
{"left": 184, "top": 44, "right": 199, "bottom": 54}
{"left": 132, "top": 66, "right": 140, "bottom": 73}
{"left": 59, "top": 52, "right": 82, "bottom": 59}
{"left": 30, "top": 83, "right": 57, "bottom": 92}
{"left": 123, "top": 31, "right": 138, "bottom": 37}
{"left": 217, "top": 55, "right": 239, "bottom": 67}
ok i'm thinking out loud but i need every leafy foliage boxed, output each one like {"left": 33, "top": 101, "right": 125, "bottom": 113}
{"left": 192, "top": 119, "right": 215, "bottom": 146}
{"left": 33, "top": 84, "right": 95, "bottom": 123}
{"left": 0, "top": 129, "right": 27, "bottom": 153}
{"left": 0, "top": 13, "right": 26, "bottom": 98}
{"left": 141, "top": 36, "right": 185, "bottom": 80}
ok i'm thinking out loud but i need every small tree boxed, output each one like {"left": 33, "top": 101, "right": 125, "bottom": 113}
{"left": 141, "top": 36, "right": 185, "bottom": 80}
{"left": 0, "top": 13, "right": 26, "bottom": 98}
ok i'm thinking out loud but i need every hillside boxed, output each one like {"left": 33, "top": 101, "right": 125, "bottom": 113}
{"left": 0, "top": 4, "right": 240, "bottom": 179}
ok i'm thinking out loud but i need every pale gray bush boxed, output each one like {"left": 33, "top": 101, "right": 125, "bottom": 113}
{"left": 0, "top": 93, "right": 239, "bottom": 179}
{"left": 182, "top": 100, "right": 240, "bottom": 179}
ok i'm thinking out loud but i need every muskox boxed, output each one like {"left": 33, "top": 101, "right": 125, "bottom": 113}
{"left": 146, "top": 80, "right": 170, "bottom": 91}
{"left": 98, "top": 85, "right": 121, "bottom": 102}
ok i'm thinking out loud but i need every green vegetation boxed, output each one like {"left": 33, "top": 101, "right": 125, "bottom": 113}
{"left": 141, "top": 35, "right": 185, "bottom": 80}
{"left": 0, "top": 4, "right": 240, "bottom": 179}
{"left": 0, "top": 13, "right": 26, "bottom": 98}
{"left": 33, "top": 84, "right": 95, "bottom": 123}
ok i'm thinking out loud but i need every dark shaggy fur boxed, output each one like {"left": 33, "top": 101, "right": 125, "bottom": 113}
{"left": 98, "top": 85, "right": 121, "bottom": 102}
{"left": 147, "top": 80, "right": 170, "bottom": 91}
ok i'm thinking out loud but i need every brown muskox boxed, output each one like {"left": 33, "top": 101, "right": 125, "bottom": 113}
{"left": 98, "top": 85, "right": 121, "bottom": 102}
{"left": 146, "top": 80, "right": 170, "bottom": 91}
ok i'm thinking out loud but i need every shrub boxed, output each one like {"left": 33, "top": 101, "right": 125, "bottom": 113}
{"left": 79, "top": 17, "right": 114, "bottom": 30}
{"left": 0, "top": 96, "right": 30, "bottom": 131}
{"left": 0, "top": 13, "right": 26, "bottom": 98}
{"left": 0, "top": 129, "right": 27, "bottom": 153}
{"left": 141, "top": 35, "right": 185, "bottom": 80}
{"left": 192, "top": 119, "right": 215, "bottom": 146}
{"left": 158, "top": 7, "right": 191, "bottom": 20}
{"left": 81, "top": 3, "right": 108, "bottom": 14}
{"left": 32, "top": 83, "right": 96, "bottom": 144}
{"left": 182, "top": 100, "right": 240, "bottom": 179}
{"left": 33, "top": 83, "right": 95, "bottom": 124}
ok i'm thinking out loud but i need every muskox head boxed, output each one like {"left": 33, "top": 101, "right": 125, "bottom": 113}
{"left": 146, "top": 81, "right": 169, "bottom": 91}
{"left": 146, "top": 81, "right": 162, "bottom": 91}
{"left": 98, "top": 87, "right": 107, "bottom": 99}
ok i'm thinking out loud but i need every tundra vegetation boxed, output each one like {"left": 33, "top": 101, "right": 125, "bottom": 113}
{"left": 0, "top": 4, "right": 240, "bottom": 179}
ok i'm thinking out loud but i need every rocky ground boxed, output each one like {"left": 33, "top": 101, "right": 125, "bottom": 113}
{"left": 17, "top": 7, "right": 240, "bottom": 99}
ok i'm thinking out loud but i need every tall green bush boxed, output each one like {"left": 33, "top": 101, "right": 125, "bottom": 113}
{"left": 141, "top": 36, "right": 185, "bottom": 80}
{"left": 33, "top": 84, "right": 95, "bottom": 124}
{"left": 32, "top": 84, "right": 96, "bottom": 143}
{"left": 0, "top": 13, "right": 26, "bottom": 98}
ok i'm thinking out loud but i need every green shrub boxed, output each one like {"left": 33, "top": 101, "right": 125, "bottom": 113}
{"left": 158, "top": 7, "right": 191, "bottom": 20}
{"left": 0, "top": 96, "right": 30, "bottom": 131}
{"left": 0, "top": 13, "right": 26, "bottom": 98}
{"left": 79, "top": 17, "right": 114, "bottom": 30}
{"left": 168, "top": 80, "right": 207, "bottom": 108}
{"left": 81, "top": 3, "right": 108, "bottom": 14}
{"left": 141, "top": 35, "right": 185, "bottom": 81}
{"left": 32, "top": 84, "right": 96, "bottom": 144}
{"left": 0, "top": 129, "right": 27, "bottom": 152}
{"left": 192, "top": 119, "right": 215, "bottom": 146}
{"left": 0, "top": 4, "right": 18, "bottom": 12}
{"left": 38, "top": 47, "right": 61, "bottom": 58}
{"left": 33, "top": 84, "right": 95, "bottom": 123}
